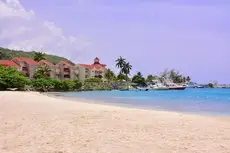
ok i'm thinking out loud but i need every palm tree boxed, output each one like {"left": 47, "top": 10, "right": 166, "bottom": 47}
{"left": 115, "top": 56, "right": 126, "bottom": 69}
{"left": 34, "top": 52, "right": 46, "bottom": 62}
{"left": 121, "top": 62, "right": 132, "bottom": 82}
{"left": 104, "top": 69, "right": 115, "bottom": 83}
{"left": 34, "top": 65, "right": 51, "bottom": 79}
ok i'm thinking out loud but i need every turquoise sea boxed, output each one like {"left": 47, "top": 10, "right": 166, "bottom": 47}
{"left": 58, "top": 88, "right": 230, "bottom": 116}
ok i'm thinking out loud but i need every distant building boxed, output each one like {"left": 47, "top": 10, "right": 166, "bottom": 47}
{"left": 56, "top": 60, "right": 77, "bottom": 80}
{"left": 76, "top": 57, "right": 107, "bottom": 81}
{"left": 0, "top": 60, "right": 21, "bottom": 70}
{"left": 38, "top": 60, "right": 56, "bottom": 78}
{"left": 0, "top": 57, "right": 108, "bottom": 81}
{"left": 12, "top": 57, "right": 38, "bottom": 78}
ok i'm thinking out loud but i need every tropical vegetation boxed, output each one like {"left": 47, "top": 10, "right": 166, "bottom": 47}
{"left": 34, "top": 52, "right": 46, "bottom": 62}
{"left": 0, "top": 47, "right": 72, "bottom": 64}
{"left": 0, "top": 66, "right": 30, "bottom": 90}
{"left": 0, "top": 47, "right": 196, "bottom": 91}
{"left": 83, "top": 78, "right": 112, "bottom": 91}
{"left": 132, "top": 72, "right": 146, "bottom": 86}
{"left": 104, "top": 69, "right": 116, "bottom": 83}
{"left": 115, "top": 56, "right": 132, "bottom": 82}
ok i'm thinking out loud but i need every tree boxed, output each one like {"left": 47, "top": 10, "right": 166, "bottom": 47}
{"left": 182, "top": 77, "right": 186, "bottom": 83}
{"left": 104, "top": 69, "right": 115, "bottom": 82}
{"left": 208, "top": 83, "right": 214, "bottom": 88}
{"left": 31, "top": 78, "right": 54, "bottom": 92}
{"left": 0, "top": 52, "right": 3, "bottom": 59}
{"left": 117, "top": 72, "right": 126, "bottom": 81}
{"left": 34, "top": 52, "right": 46, "bottom": 62}
{"left": 121, "top": 62, "right": 132, "bottom": 82}
{"left": 115, "top": 56, "right": 126, "bottom": 69}
{"left": 146, "top": 75, "right": 154, "bottom": 83}
{"left": 0, "top": 66, "right": 30, "bottom": 90}
{"left": 186, "top": 76, "right": 191, "bottom": 83}
{"left": 34, "top": 65, "right": 51, "bottom": 79}
{"left": 115, "top": 56, "right": 132, "bottom": 83}
{"left": 132, "top": 72, "right": 146, "bottom": 86}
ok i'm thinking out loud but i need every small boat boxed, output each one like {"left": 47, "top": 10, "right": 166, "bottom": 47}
{"left": 136, "top": 87, "right": 149, "bottom": 91}
{"left": 150, "top": 83, "right": 169, "bottom": 90}
{"left": 166, "top": 83, "right": 186, "bottom": 90}
{"left": 169, "top": 86, "right": 186, "bottom": 90}
{"left": 153, "top": 87, "right": 169, "bottom": 90}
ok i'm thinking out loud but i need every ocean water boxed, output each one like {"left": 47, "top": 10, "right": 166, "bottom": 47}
{"left": 58, "top": 88, "right": 230, "bottom": 116}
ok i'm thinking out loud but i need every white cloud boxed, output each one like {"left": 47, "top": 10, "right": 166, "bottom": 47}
{"left": 0, "top": 0, "right": 90, "bottom": 61}
{"left": 0, "top": 0, "right": 34, "bottom": 19}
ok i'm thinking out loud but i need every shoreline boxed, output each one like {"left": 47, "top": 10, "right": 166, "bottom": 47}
{"left": 1, "top": 91, "right": 230, "bottom": 153}
{"left": 44, "top": 91, "right": 230, "bottom": 118}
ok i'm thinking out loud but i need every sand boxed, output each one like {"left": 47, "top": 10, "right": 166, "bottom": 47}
{"left": 0, "top": 92, "right": 230, "bottom": 153}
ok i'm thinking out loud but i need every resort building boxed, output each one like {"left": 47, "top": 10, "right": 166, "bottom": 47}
{"left": 0, "top": 57, "right": 107, "bottom": 81}
{"left": 56, "top": 60, "right": 77, "bottom": 80}
{"left": 75, "top": 57, "right": 107, "bottom": 81}
{"left": 0, "top": 60, "right": 21, "bottom": 70}
{"left": 38, "top": 60, "right": 56, "bottom": 79}
{"left": 12, "top": 57, "right": 38, "bottom": 79}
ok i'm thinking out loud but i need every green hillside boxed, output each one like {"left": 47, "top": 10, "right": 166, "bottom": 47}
{"left": 0, "top": 47, "right": 74, "bottom": 64}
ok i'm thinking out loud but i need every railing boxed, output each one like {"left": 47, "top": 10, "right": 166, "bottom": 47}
{"left": 64, "top": 68, "right": 70, "bottom": 72}
{"left": 22, "top": 67, "right": 28, "bottom": 71}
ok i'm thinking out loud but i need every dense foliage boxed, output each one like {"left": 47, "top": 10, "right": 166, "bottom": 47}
{"left": 34, "top": 65, "right": 51, "bottom": 79}
{"left": 34, "top": 52, "right": 46, "bottom": 62}
{"left": 208, "top": 83, "right": 214, "bottom": 88}
{"left": 132, "top": 72, "right": 146, "bottom": 86}
{"left": 32, "top": 66, "right": 82, "bottom": 91}
{"left": 31, "top": 78, "right": 82, "bottom": 92}
{"left": 83, "top": 78, "right": 112, "bottom": 90}
{"left": 0, "top": 47, "right": 73, "bottom": 64}
{"left": 0, "top": 66, "right": 30, "bottom": 90}
{"left": 104, "top": 69, "right": 115, "bottom": 82}
{"left": 116, "top": 72, "right": 130, "bottom": 82}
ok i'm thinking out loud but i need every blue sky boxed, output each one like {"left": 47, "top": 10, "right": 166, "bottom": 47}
{"left": 0, "top": 0, "right": 230, "bottom": 83}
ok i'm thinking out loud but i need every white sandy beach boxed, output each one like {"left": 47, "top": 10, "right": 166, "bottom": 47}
{"left": 0, "top": 92, "right": 230, "bottom": 153}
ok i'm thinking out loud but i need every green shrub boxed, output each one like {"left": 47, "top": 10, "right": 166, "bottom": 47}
{"left": 208, "top": 83, "right": 214, "bottom": 88}
{"left": 83, "top": 78, "right": 112, "bottom": 91}
{"left": 46, "top": 79, "right": 82, "bottom": 91}
{"left": 74, "top": 80, "right": 82, "bottom": 90}
{"left": 0, "top": 66, "right": 30, "bottom": 90}
{"left": 31, "top": 78, "right": 54, "bottom": 92}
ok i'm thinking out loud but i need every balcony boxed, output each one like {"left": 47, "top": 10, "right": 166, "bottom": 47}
{"left": 64, "top": 74, "right": 70, "bottom": 79}
{"left": 64, "top": 68, "right": 70, "bottom": 73}
{"left": 22, "top": 67, "right": 28, "bottom": 71}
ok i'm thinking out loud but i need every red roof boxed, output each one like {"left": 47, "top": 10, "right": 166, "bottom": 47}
{"left": 12, "top": 57, "right": 38, "bottom": 65}
{"left": 38, "top": 60, "right": 54, "bottom": 67}
{"left": 79, "top": 64, "right": 92, "bottom": 69}
{"left": 0, "top": 60, "right": 20, "bottom": 68}
{"left": 79, "top": 63, "right": 106, "bottom": 70}
{"left": 58, "top": 60, "right": 73, "bottom": 67}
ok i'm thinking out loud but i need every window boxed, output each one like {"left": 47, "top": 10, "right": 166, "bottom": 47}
{"left": 64, "top": 75, "right": 70, "bottom": 78}
{"left": 64, "top": 68, "right": 70, "bottom": 72}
